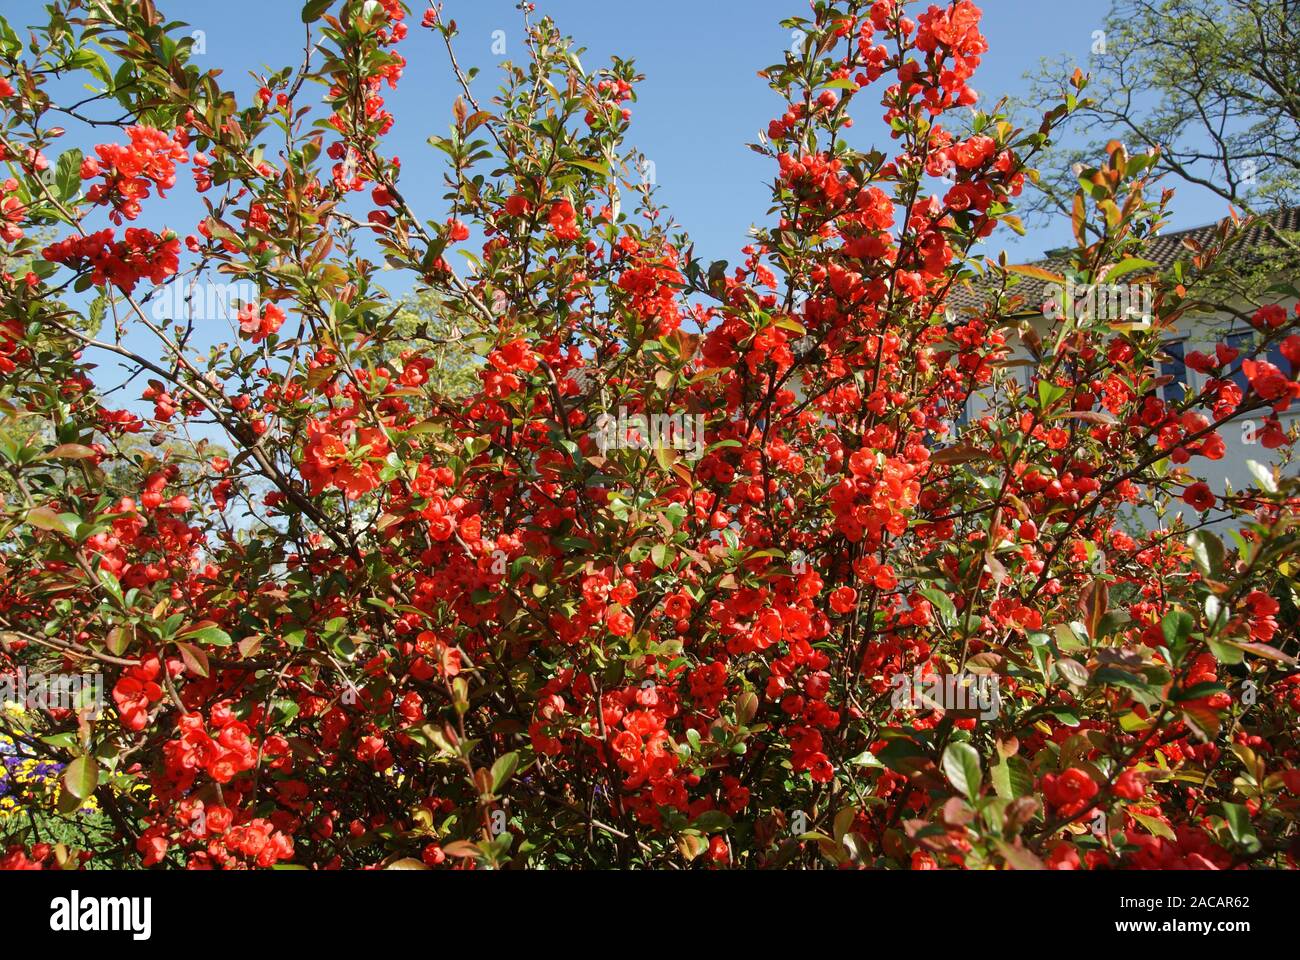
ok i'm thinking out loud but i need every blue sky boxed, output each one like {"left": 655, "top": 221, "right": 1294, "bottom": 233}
{"left": 10, "top": 0, "right": 1237, "bottom": 270}
{"left": 5, "top": 0, "right": 1243, "bottom": 417}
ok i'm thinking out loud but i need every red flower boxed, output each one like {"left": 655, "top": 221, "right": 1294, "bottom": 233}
{"left": 82, "top": 125, "right": 188, "bottom": 223}
{"left": 708, "top": 836, "right": 729, "bottom": 863}
{"left": 1046, "top": 842, "right": 1080, "bottom": 870}
{"left": 547, "top": 199, "right": 580, "bottom": 242}
{"left": 43, "top": 228, "right": 179, "bottom": 293}
{"left": 1182, "top": 482, "right": 1215, "bottom": 512}
{"left": 829, "top": 586, "right": 858, "bottom": 614}
{"left": 237, "top": 302, "right": 287, "bottom": 343}
{"left": 1113, "top": 770, "right": 1146, "bottom": 801}
{"left": 1243, "top": 358, "right": 1300, "bottom": 411}
{"left": 1281, "top": 335, "right": 1300, "bottom": 373}
{"left": 663, "top": 593, "right": 692, "bottom": 619}
{"left": 1252, "top": 304, "right": 1287, "bottom": 330}
{"left": 607, "top": 609, "right": 634, "bottom": 637}
{"left": 112, "top": 654, "right": 164, "bottom": 731}
{"left": 1041, "top": 768, "right": 1099, "bottom": 818}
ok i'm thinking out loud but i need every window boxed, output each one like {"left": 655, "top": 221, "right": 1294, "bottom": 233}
{"left": 1161, "top": 340, "right": 1188, "bottom": 403}
{"left": 1223, "top": 330, "right": 1276, "bottom": 393}
{"left": 1266, "top": 340, "right": 1288, "bottom": 373}
{"left": 953, "top": 393, "right": 971, "bottom": 430}
{"left": 1222, "top": 327, "right": 1253, "bottom": 390}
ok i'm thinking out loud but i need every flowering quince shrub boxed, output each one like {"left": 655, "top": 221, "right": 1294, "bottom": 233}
{"left": 0, "top": 0, "right": 1298, "bottom": 871}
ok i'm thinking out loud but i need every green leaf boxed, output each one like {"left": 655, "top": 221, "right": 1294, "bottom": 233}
{"left": 490, "top": 752, "right": 519, "bottom": 793}
{"left": 1230, "top": 641, "right": 1299, "bottom": 667}
{"left": 568, "top": 157, "right": 610, "bottom": 178}
{"left": 1105, "top": 258, "right": 1158, "bottom": 281}
{"left": 42, "top": 443, "right": 96, "bottom": 460}
{"left": 1006, "top": 263, "right": 1064, "bottom": 283}
{"left": 1052, "top": 622, "right": 1088, "bottom": 651}
{"left": 875, "top": 736, "right": 927, "bottom": 774}
{"left": 64, "top": 755, "right": 99, "bottom": 800}
{"left": 1221, "top": 802, "right": 1259, "bottom": 851}
{"left": 1161, "top": 610, "right": 1194, "bottom": 650}
{"left": 176, "top": 641, "right": 210, "bottom": 678}
{"left": 1128, "top": 809, "right": 1176, "bottom": 841}
{"left": 25, "top": 507, "right": 73, "bottom": 535}
{"left": 995, "top": 841, "right": 1046, "bottom": 870}
{"left": 991, "top": 754, "right": 1033, "bottom": 800}
{"left": 54, "top": 148, "right": 83, "bottom": 203}
{"left": 105, "top": 625, "right": 132, "bottom": 657}
{"left": 1037, "top": 380, "right": 1067, "bottom": 411}
{"left": 942, "top": 742, "right": 982, "bottom": 802}
{"left": 735, "top": 691, "right": 759, "bottom": 725}
{"left": 918, "top": 588, "right": 957, "bottom": 628}
{"left": 1246, "top": 460, "right": 1277, "bottom": 494}
{"left": 183, "top": 623, "right": 232, "bottom": 647}
{"left": 1055, "top": 658, "right": 1090, "bottom": 686}
{"left": 301, "top": 0, "right": 333, "bottom": 21}
{"left": 1187, "top": 531, "right": 1224, "bottom": 576}
{"left": 97, "top": 567, "right": 124, "bottom": 605}
{"left": 1206, "top": 635, "right": 1245, "bottom": 665}
{"left": 1086, "top": 666, "right": 1170, "bottom": 712}
{"left": 688, "top": 810, "right": 732, "bottom": 833}
{"left": 41, "top": 732, "right": 80, "bottom": 752}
